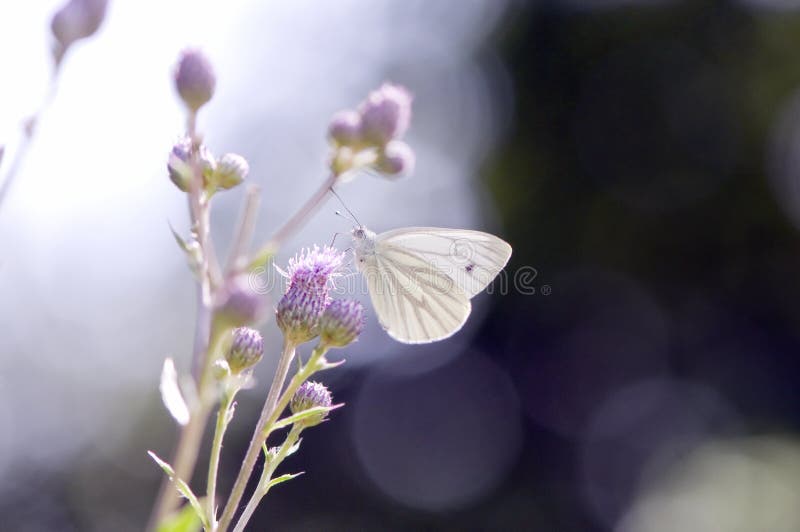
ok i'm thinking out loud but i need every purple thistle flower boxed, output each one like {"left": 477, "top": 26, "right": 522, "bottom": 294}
{"left": 226, "top": 327, "right": 264, "bottom": 373}
{"left": 359, "top": 83, "right": 413, "bottom": 146}
{"left": 319, "top": 299, "right": 364, "bottom": 348}
{"left": 174, "top": 49, "right": 216, "bottom": 112}
{"left": 290, "top": 381, "right": 333, "bottom": 427}
{"left": 276, "top": 247, "right": 345, "bottom": 344}
{"left": 285, "top": 246, "right": 345, "bottom": 295}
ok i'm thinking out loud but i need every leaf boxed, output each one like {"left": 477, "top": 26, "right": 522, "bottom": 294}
{"left": 168, "top": 223, "right": 192, "bottom": 253}
{"left": 262, "top": 444, "right": 278, "bottom": 463}
{"left": 148, "top": 450, "right": 176, "bottom": 477}
{"left": 266, "top": 472, "right": 304, "bottom": 490}
{"left": 285, "top": 438, "right": 302, "bottom": 460}
{"left": 168, "top": 223, "right": 202, "bottom": 277}
{"left": 160, "top": 358, "right": 190, "bottom": 426}
{"left": 147, "top": 451, "right": 209, "bottom": 530}
{"left": 157, "top": 503, "right": 202, "bottom": 532}
{"left": 271, "top": 404, "right": 343, "bottom": 431}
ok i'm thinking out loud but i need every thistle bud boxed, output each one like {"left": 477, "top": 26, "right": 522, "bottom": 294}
{"left": 328, "top": 110, "right": 363, "bottom": 147}
{"left": 226, "top": 327, "right": 264, "bottom": 373}
{"left": 319, "top": 299, "right": 364, "bottom": 348}
{"left": 374, "top": 140, "right": 415, "bottom": 178}
{"left": 276, "top": 287, "right": 327, "bottom": 345}
{"left": 167, "top": 137, "right": 216, "bottom": 192}
{"left": 211, "top": 153, "right": 249, "bottom": 190}
{"left": 290, "top": 381, "right": 332, "bottom": 427}
{"left": 51, "top": 0, "right": 108, "bottom": 65}
{"left": 359, "top": 83, "right": 413, "bottom": 146}
{"left": 174, "top": 49, "right": 216, "bottom": 112}
{"left": 214, "top": 275, "right": 266, "bottom": 328}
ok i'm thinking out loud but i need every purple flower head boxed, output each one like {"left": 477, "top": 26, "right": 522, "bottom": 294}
{"left": 174, "top": 48, "right": 216, "bottom": 112}
{"left": 290, "top": 380, "right": 333, "bottom": 427}
{"left": 359, "top": 83, "right": 413, "bottom": 146}
{"left": 374, "top": 140, "right": 415, "bottom": 178}
{"left": 285, "top": 246, "right": 345, "bottom": 295}
{"left": 319, "top": 299, "right": 364, "bottom": 348}
{"left": 226, "top": 327, "right": 264, "bottom": 373}
{"left": 277, "top": 246, "right": 345, "bottom": 344}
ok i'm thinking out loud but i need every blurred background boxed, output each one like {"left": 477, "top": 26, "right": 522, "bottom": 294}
{"left": 2, "top": 0, "right": 800, "bottom": 530}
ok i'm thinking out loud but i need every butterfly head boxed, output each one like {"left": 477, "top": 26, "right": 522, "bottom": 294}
{"left": 351, "top": 226, "right": 374, "bottom": 241}
{"left": 351, "top": 226, "right": 376, "bottom": 263}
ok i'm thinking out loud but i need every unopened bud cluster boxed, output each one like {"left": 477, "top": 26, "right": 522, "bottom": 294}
{"left": 290, "top": 381, "right": 332, "bottom": 427}
{"left": 166, "top": 51, "right": 249, "bottom": 194}
{"left": 167, "top": 138, "right": 249, "bottom": 193}
{"left": 328, "top": 83, "right": 415, "bottom": 179}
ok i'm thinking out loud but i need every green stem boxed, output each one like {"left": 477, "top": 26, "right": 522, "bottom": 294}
{"left": 147, "top": 329, "right": 226, "bottom": 532}
{"left": 217, "top": 344, "right": 328, "bottom": 532}
{"left": 232, "top": 425, "right": 303, "bottom": 532}
{"left": 207, "top": 386, "right": 237, "bottom": 529}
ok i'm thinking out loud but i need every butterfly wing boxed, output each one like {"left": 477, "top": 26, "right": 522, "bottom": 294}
{"left": 376, "top": 227, "right": 512, "bottom": 298}
{"left": 360, "top": 241, "right": 472, "bottom": 344}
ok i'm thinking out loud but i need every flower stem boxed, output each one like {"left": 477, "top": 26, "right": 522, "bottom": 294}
{"left": 207, "top": 386, "right": 236, "bottom": 529}
{"left": 249, "top": 173, "right": 338, "bottom": 268}
{"left": 147, "top": 113, "right": 226, "bottom": 531}
{"left": 216, "top": 339, "right": 296, "bottom": 531}
{"left": 226, "top": 185, "right": 261, "bottom": 275}
{"left": 147, "top": 329, "right": 225, "bottom": 532}
{"left": 217, "top": 344, "right": 329, "bottom": 532}
{"left": 232, "top": 424, "right": 303, "bottom": 532}
{"left": 0, "top": 73, "right": 59, "bottom": 212}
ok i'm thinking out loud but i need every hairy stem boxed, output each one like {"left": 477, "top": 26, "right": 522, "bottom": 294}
{"left": 217, "top": 339, "right": 297, "bottom": 531}
{"left": 226, "top": 186, "right": 261, "bottom": 275}
{"left": 218, "top": 344, "right": 329, "bottom": 532}
{"left": 233, "top": 424, "right": 303, "bottom": 532}
{"left": 207, "top": 387, "right": 236, "bottom": 529}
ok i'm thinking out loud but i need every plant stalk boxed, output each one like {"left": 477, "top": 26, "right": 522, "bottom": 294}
{"left": 216, "top": 339, "right": 298, "bottom": 531}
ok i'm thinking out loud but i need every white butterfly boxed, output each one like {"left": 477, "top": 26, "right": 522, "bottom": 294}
{"left": 352, "top": 226, "right": 512, "bottom": 344}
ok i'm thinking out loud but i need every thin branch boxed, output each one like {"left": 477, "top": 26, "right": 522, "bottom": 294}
{"left": 226, "top": 185, "right": 261, "bottom": 275}
{"left": 249, "top": 173, "right": 338, "bottom": 267}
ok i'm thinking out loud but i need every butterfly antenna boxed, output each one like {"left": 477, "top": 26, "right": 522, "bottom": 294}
{"left": 329, "top": 186, "right": 362, "bottom": 227}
